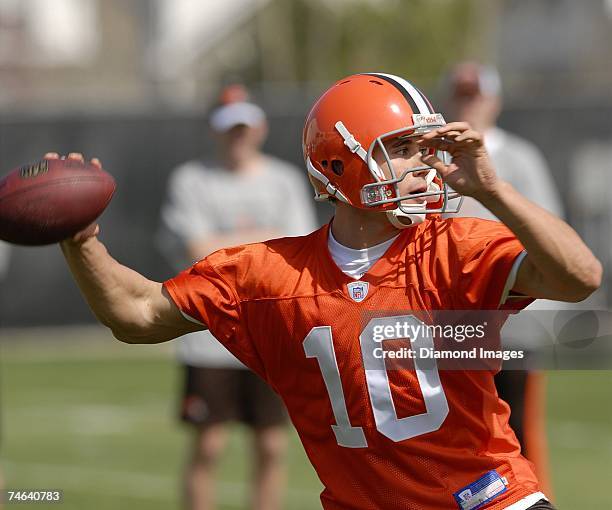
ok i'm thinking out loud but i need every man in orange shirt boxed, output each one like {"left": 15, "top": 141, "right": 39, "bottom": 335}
{"left": 57, "top": 73, "right": 601, "bottom": 509}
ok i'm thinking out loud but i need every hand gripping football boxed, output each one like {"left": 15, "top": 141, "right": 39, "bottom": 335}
{"left": 0, "top": 157, "right": 116, "bottom": 245}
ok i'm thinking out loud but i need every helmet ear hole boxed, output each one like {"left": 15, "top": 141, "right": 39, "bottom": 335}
{"left": 331, "top": 160, "right": 344, "bottom": 176}
{"left": 321, "top": 160, "right": 328, "bottom": 168}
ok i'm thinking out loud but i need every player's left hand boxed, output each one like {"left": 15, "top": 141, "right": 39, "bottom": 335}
{"left": 416, "top": 122, "right": 500, "bottom": 201}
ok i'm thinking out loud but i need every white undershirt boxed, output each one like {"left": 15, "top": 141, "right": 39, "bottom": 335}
{"left": 328, "top": 229, "right": 399, "bottom": 280}
{"left": 328, "top": 228, "right": 525, "bottom": 305}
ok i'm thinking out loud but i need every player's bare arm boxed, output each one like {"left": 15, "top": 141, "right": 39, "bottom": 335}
{"left": 418, "top": 122, "right": 602, "bottom": 302}
{"left": 53, "top": 153, "right": 204, "bottom": 344}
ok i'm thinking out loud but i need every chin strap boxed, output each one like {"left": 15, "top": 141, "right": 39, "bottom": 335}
{"left": 385, "top": 177, "right": 440, "bottom": 229}
{"left": 386, "top": 205, "right": 427, "bottom": 229}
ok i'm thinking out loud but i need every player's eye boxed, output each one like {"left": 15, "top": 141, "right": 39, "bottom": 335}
{"left": 394, "top": 144, "right": 412, "bottom": 156}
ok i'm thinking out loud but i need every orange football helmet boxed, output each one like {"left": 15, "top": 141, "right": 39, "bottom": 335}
{"left": 303, "top": 73, "right": 462, "bottom": 227}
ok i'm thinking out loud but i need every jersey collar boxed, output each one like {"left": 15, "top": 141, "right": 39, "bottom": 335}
{"left": 318, "top": 222, "right": 414, "bottom": 296}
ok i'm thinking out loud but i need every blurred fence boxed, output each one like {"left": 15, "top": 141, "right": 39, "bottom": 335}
{"left": 0, "top": 101, "right": 611, "bottom": 327}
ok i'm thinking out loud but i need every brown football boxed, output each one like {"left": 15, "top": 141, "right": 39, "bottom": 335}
{"left": 0, "top": 158, "right": 116, "bottom": 245}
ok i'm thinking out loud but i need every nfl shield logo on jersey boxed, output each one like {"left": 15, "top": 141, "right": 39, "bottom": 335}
{"left": 347, "top": 281, "right": 369, "bottom": 302}
{"left": 458, "top": 489, "right": 473, "bottom": 503}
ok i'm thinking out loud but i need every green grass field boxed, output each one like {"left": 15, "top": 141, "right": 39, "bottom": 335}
{"left": 1, "top": 326, "right": 610, "bottom": 509}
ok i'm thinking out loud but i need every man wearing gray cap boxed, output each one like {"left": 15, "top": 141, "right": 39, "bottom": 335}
{"left": 157, "top": 84, "right": 318, "bottom": 510}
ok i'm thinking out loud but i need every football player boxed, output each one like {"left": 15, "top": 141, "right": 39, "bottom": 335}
{"left": 57, "top": 73, "right": 601, "bottom": 509}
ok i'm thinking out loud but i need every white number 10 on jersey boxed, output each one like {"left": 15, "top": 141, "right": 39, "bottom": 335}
{"left": 303, "top": 315, "right": 449, "bottom": 448}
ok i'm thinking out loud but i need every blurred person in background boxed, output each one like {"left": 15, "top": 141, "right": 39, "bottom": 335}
{"left": 443, "top": 61, "right": 564, "bottom": 497}
{"left": 157, "top": 84, "right": 318, "bottom": 510}
{"left": 443, "top": 62, "right": 563, "bottom": 220}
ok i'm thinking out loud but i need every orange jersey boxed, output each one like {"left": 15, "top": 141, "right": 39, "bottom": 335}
{"left": 165, "top": 217, "right": 541, "bottom": 510}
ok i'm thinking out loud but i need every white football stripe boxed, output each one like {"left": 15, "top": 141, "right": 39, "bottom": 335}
{"left": 372, "top": 72, "right": 431, "bottom": 114}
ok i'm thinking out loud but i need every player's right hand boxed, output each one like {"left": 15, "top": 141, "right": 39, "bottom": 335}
{"left": 416, "top": 122, "right": 500, "bottom": 202}
{"left": 45, "top": 152, "right": 103, "bottom": 245}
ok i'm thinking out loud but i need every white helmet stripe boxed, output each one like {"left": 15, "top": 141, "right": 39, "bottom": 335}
{"left": 367, "top": 72, "right": 432, "bottom": 115}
